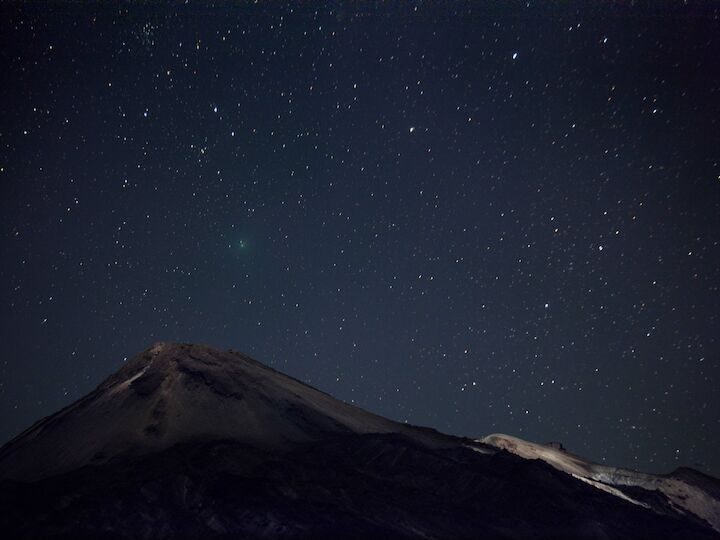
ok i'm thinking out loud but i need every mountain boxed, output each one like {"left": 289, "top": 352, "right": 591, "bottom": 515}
{"left": 0, "top": 342, "right": 458, "bottom": 482}
{"left": 0, "top": 342, "right": 718, "bottom": 539}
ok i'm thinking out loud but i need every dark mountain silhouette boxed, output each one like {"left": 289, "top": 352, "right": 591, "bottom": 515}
{"left": 0, "top": 342, "right": 718, "bottom": 539}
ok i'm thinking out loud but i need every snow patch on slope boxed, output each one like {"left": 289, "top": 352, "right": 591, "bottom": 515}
{"left": 571, "top": 473, "right": 648, "bottom": 507}
{"left": 108, "top": 358, "right": 153, "bottom": 395}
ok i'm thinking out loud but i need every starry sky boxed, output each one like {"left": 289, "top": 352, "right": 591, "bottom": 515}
{"left": 1, "top": 2, "right": 719, "bottom": 477}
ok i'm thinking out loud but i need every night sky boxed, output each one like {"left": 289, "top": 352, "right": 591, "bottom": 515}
{"left": 1, "top": 2, "right": 719, "bottom": 477}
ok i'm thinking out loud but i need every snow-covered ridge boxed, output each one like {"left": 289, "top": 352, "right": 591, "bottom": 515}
{"left": 480, "top": 433, "right": 720, "bottom": 533}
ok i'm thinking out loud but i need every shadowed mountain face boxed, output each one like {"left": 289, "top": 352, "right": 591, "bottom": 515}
{"left": 0, "top": 343, "right": 718, "bottom": 540}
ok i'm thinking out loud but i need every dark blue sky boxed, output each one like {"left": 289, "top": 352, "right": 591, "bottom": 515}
{"left": 1, "top": 2, "right": 719, "bottom": 476}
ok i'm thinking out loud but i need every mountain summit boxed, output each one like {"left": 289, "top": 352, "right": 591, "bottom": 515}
{"left": 0, "top": 343, "right": 718, "bottom": 539}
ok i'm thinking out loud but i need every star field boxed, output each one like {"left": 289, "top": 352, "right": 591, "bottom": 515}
{"left": 1, "top": 2, "right": 719, "bottom": 476}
